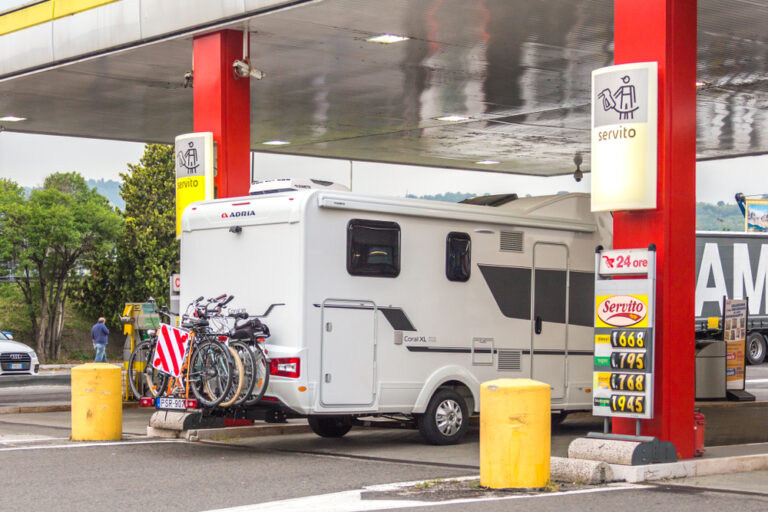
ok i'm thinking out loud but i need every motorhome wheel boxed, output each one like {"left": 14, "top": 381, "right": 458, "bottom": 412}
{"left": 746, "top": 332, "right": 767, "bottom": 365}
{"left": 308, "top": 415, "right": 353, "bottom": 438}
{"left": 418, "top": 389, "right": 469, "bottom": 445}
{"left": 551, "top": 411, "right": 568, "bottom": 427}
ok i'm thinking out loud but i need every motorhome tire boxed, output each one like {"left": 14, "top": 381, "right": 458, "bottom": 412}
{"left": 746, "top": 332, "right": 767, "bottom": 365}
{"left": 418, "top": 389, "right": 468, "bottom": 445}
{"left": 308, "top": 415, "right": 353, "bottom": 438}
{"left": 551, "top": 411, "right": 568, "bottom": 428}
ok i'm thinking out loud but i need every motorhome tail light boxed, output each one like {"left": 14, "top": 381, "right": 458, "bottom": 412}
{"left": 261, "top": 396, "right": 278, "bottom": 402}
{"left": 139, "top": 397, "right": 155, "bottom": 407}
{"left": 184, "top": 399, "right": 198, "bottom": 409}
{"left": 270, "top": 357, "right": 300, "bottom": 378}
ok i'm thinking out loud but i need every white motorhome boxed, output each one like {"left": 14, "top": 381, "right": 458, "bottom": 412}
{"left": 179, "top": 186, "right": 612, "bottom": 444}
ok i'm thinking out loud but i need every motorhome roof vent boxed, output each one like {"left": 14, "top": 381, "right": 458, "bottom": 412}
{"left": 249, "top": 178, "right": 350, "bottom": 196}
{"left": 500, "top": 231, "right": 523, "bottom": 252}
{"left": 497, "top": 350, "right": 522, "bottom": 371}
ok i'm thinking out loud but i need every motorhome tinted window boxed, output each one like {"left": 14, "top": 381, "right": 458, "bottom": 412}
{"left": 446, "top": 232, "right": 471, "bottom": 281}
{"left": 347, "top": 220, "right": 400, "bottom": 277}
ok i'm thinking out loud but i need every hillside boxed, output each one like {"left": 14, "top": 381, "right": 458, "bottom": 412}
{"left": 86, "top": 178, "right": 124, "bottom": 210}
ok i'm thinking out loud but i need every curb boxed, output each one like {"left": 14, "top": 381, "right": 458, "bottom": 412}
{"left": 0, "top": 402, "right": 139, "bottom": 415}
{"left": 608, "top": 452, "right": 768, "bottom": 482}
{"left": 551, "top": 456, "right": 613, "bottom": 484}
{"left": 187, "top": 422, "right": 311, "bottom": 441}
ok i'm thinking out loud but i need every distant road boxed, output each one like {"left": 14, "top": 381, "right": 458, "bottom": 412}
{"left": 0, "top": 372, "right": 70, "bottom": 388}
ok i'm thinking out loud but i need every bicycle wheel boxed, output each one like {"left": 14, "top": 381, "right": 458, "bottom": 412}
{"left": 243, "top": 344, "right": 270, "bottom": 406}
{"left": 229, "top": 340, "right": 258, "bottom": 406}
{"left": 216, "top": 345, "right": 244, "bottom": 408}
{"left": 189, "top": 340, "right": 234, "bottom": 407}
{"left": 128, "top": 340, "right": 168, "bottom": 398}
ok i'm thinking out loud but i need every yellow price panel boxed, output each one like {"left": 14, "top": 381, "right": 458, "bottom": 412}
{"left": 609, "top": 373, "right": 646, "bottom": 392}
{"left": 610, "top": 329, "right": 647, "bottom": 349}
{"left": 610, "top": 351, "right": 646, "bottom": 370}
{"left": 610, "top": 394, "right": 645, "bottom": 414}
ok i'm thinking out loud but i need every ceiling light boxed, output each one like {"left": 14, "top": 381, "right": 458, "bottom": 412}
{"left": 0, "top": 115, "right": 26, "bottom": 122}
{"left": 262, "top": 140, "right": 290, "bottom": 145}
{"left": 437, "top": 115, "right": 470, "bottom": 122}
{"left": 475, "top": 160, "right": 500, "bottom": 165}
{"left": 366, "top": 34, "right": 410, "bottom": 44}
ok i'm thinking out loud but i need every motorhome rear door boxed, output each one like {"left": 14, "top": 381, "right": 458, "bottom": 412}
{"left": 320, "top": 299, "right": 377, "bottom": 406}
{"left": 531, "top": 242, "right": 569, "bottom": 399}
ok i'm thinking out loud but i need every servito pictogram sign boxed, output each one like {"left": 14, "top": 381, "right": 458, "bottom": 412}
{"left": 593, "top": 246, "right": 657, "bottom": 420}
{"left": 591, "top": 62, "right": 658, "bottom": 212}
{"left": 175, "top": 132, "right": 214, "bottom": 239}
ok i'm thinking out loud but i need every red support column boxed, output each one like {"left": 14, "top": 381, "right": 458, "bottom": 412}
{"left": 193, "top": 30, "right": 251, "bottom": 198}
{"left": 611, "top": 1, "right": 697, "bottom": 458}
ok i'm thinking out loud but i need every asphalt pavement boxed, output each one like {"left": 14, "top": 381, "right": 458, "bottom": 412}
{"left": 0, "top": 364, "right": 766, "bottom": 511}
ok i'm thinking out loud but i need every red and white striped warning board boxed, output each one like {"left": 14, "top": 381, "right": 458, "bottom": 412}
{"left": 152, "top": 324, "right": 190, "bottom": 377}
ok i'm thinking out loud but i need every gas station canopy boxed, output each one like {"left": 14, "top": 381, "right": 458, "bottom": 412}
{"left": 0, "top": 0, "right": 765, "bottom": 176}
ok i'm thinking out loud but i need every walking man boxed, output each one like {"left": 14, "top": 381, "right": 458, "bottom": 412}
{"left": 91, "top": 317, "right": 109, "bottom": 363}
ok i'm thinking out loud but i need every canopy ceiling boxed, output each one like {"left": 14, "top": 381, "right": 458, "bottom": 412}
{"left": 0, "top": 0, "right": 765, "bottom": 176}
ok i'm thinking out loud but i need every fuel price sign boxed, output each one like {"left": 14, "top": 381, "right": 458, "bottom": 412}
{"left": 592, "top": 248, "right": 656, "bottom": 420}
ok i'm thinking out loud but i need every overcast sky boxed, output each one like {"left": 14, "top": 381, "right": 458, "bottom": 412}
{"left": 0, "top": 130, "right": 765, "bottom": 203}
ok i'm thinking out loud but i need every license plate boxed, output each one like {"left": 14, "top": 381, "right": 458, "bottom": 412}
{"left": 156, "top": 397, "right": 186, "bottom": 410}
{"left": 9, "top": 363, "right": 23, "bottom": 370}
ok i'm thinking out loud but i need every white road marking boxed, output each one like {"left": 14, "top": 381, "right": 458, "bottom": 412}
{"left": 0, "top": 439, "right": 185, "bottom": 452}
{"left": 0, "top": 435, "right": 64, "bottom": 444}
{"left": 204, "top": 478, "right": 645, "bottom": 512}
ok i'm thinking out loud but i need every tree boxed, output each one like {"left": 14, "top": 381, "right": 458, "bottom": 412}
{"left": 78, "top": 144, "right": 177, "bottom": 323}
{"left": 0, "top": 173, "right": 122, "bottom": 361}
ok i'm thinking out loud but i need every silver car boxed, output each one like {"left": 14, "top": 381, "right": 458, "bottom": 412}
{"left": 0, "top": 331, "right": 39, "bottom": 375}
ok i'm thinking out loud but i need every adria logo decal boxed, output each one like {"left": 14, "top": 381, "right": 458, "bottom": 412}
{"left": 597, "top": 295, "right": 647, "bottom": 327}
{"left": 220, "top": 211, "right": 255, "bottom": 219}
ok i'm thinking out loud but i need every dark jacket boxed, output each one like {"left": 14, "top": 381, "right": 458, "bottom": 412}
{"left": 91, "top": 323, "right": 109, "bottom": 345}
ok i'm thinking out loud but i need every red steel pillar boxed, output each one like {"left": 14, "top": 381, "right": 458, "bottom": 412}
{"left": 611, "top": 0, "right": 697, "bottom": 458}
{"left": 193, "top": 30, "right": 251, "bottom": 198}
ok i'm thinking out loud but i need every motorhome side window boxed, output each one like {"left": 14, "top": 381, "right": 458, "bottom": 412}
{"left": 347, "top": 219, "right": 401, "bottom": 277}
{"left": 446, "top": 232, "right": 471, "bottom": 282}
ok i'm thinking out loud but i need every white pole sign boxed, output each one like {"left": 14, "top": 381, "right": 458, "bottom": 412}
{"left": 175, "top": 132, "right": 214, "bottom": 239}
{"left": 591, "top": 62, "right": 658, "bottom": 212}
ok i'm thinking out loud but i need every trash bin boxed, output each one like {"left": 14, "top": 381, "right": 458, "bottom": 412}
{"left": 695, "top": 340, "right": 726, "bottom": 400}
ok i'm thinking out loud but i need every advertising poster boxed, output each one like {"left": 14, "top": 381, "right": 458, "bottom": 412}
{"left": 745, "top": 199, "right": 768, "bottom": 232}
{"left": 723, "top": 299, "right": 747, "bottom": 390}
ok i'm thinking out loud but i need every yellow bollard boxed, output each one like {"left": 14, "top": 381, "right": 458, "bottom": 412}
{"left": 480, "top": 378, "right": 550, "bottom": 488}
{"left": 71, "top": 363, "right": 122, "bottom": 441}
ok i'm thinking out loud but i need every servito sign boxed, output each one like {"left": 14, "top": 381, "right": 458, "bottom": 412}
{"left": 595, "top": 295, "right": 649, "bottom": 328}
{"left": 175, "top": 132, "right": 214, "bottom": 239}
{"left": 591, "top": 62, "right": 658, "bottom": 212}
